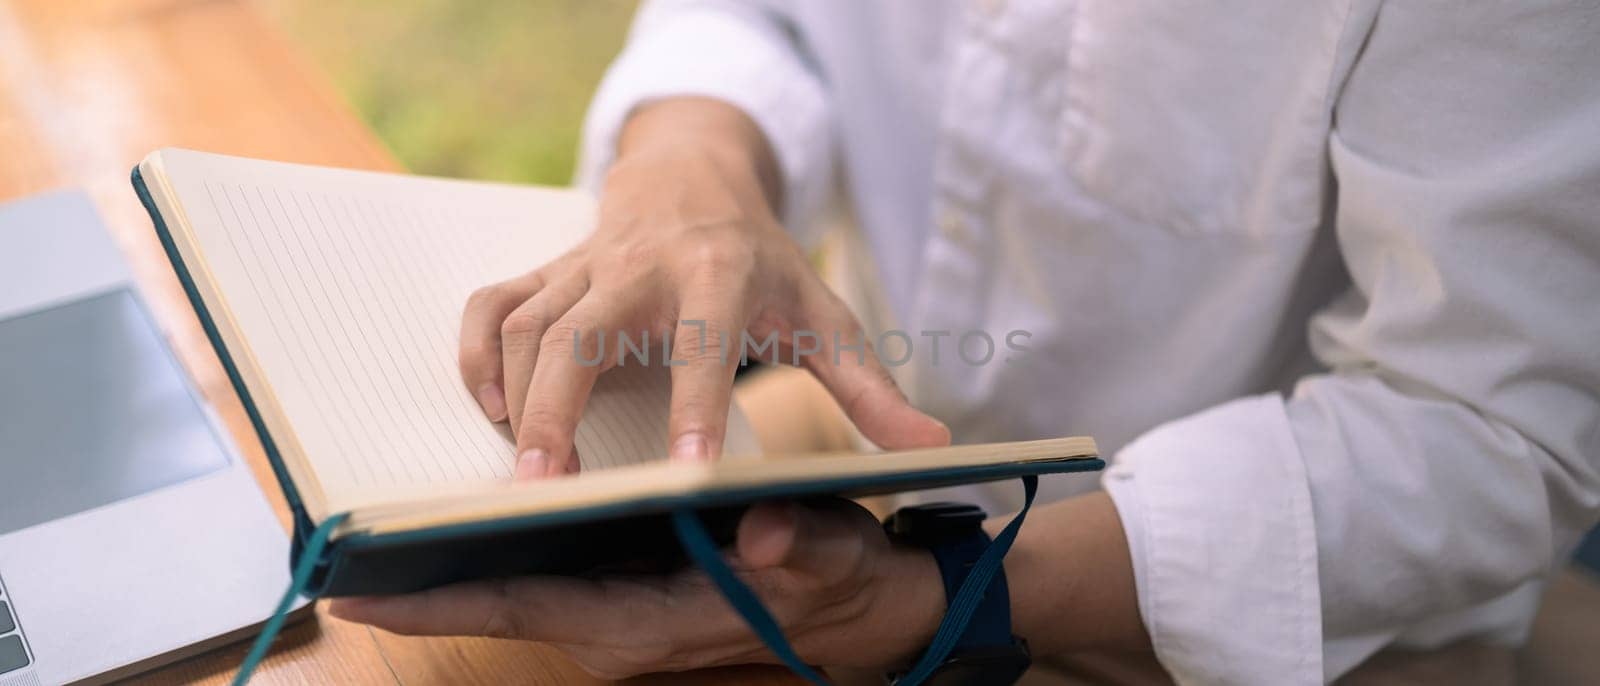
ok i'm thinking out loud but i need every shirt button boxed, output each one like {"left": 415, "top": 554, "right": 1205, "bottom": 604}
{"left": 937, "top": 206, "right": 971, "bottom": 244}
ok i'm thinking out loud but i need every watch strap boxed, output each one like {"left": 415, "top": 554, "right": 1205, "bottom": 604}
{"left": 670, "top": 474, "right": 1040, "bottom": 686}
{"left": 892, "top": 475, "right": 1036, "bottom": 685}
{"left": 925, "top": 525, "right": 1014, "bottom": 654}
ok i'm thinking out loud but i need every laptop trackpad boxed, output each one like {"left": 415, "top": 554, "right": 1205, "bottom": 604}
{"left": 0, "top": 289, "right": 229, "bottom": 535}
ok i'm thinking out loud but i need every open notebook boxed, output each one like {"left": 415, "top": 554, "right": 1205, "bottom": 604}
{"left": 132, "top": 148, "right": 1101, "bottom": 598}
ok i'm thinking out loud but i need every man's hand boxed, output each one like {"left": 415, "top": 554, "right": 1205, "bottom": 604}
{"left": 328, "top": 499, "right": 945, "bottom": 679}
{"left": 458, "top": 97, "right": 949, "bottom": 478}
{"left": 330, "top": 493, "right": 1150, "bottom": 678}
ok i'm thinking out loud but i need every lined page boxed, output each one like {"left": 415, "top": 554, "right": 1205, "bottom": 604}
{"left": 577, "top": 363, "right": 759, "bottom": 470}
{"left": 157, "top": 150, "right": 755, "bottom": 506}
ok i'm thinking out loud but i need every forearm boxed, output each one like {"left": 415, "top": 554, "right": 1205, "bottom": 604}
{"left": 988, "top": 491, "right": 1150, "bottom": 654}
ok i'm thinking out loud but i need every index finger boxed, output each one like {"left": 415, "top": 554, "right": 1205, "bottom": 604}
{"left": 514, "top": 294, "right": 618, "bottom": 477}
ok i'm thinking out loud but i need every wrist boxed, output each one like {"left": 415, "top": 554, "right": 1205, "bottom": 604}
{"left": 862, "top": 544, "right": 946, "bottom": 668}
{"left": 616, "top": 97, "right": 782, "bottom": 211}
{"left": 987, "top": 492, "right": 1150, "bottom": 654}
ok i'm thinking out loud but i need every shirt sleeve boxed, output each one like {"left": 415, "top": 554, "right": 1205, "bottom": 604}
{"left": 575, "top": 0, "right": 835, "bottom": 242}
{"left": 1103, "top": 3, "right": 1600, "bottom": 683}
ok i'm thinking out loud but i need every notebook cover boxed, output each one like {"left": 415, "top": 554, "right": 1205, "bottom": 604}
{"left": 133, "top": 166, "right": 325, "bottom": 565}
{"left": 133, "top": 165, "right": 1104, "bottom": 597}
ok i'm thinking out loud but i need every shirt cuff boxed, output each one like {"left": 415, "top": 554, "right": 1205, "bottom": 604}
{"left": 1103, "top": 393, "right": 1324, "bottom": 684}
{"left": 575, "top": 7, "right": 835, "bottom": 242}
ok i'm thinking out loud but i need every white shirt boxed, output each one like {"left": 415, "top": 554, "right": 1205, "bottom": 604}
{"left": 576, "top": 1, "right": 1600, "bottom": 683}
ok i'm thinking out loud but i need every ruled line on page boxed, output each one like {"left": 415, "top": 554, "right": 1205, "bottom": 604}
{"left": 186, "top": 164, "right": 679, "bottom": 500}
{"left": 203, "top": 180, "right": 524, "bottom": 488}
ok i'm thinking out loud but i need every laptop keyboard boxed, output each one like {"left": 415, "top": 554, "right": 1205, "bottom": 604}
{"left": 0, "top": 577, "right": 29, "bottom": 674}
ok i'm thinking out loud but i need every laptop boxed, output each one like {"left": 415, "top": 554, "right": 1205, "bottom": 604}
{"left": 0, "top": 191, "right": 306, "bottom": 685}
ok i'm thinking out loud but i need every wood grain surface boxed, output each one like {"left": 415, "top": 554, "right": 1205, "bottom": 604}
{"left": 0, "top": 0, "right": 798, "bottom": 683}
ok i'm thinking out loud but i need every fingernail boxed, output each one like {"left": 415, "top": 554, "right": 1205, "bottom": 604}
{"left": 477, "top": 383, "right": 507, "bottom": 422}
{"left": 671, "top": 432, "right": 710, "bottom": 462}
{"left": 514, "top": 449, "right": 547, "bottom": 480}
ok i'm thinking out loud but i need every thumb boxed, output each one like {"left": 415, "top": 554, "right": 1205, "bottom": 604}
{"left": 734, "top": 500, "right": 878, "bottom": 575}
{"left": 735, "top": 502, "right": 800, "bottom": 569}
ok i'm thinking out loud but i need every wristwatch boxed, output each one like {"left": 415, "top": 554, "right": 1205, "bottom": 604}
{"left": 882, "top": 502, "right": 1032, "bottom": 686}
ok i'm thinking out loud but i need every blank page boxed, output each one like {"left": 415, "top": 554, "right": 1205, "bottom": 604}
{"left": 156, "top": 150, "right": 756, "bottom": 508}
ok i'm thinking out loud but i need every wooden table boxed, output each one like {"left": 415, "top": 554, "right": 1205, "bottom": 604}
{"left": 0, "top": 0, "right": 796, "bottom": 682}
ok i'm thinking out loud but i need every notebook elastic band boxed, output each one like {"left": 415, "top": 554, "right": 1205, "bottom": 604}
{"left": 233, "top": 512, "right": 348, "bottom": 686}
{"left": 672, "top": 474, "right": 1040, "bottom": 686}
{"left": 670, "top": 507, "right": 832, "bottom": 685}
{"left": 895, "top": 474, "right": 1037, "bottom": 683}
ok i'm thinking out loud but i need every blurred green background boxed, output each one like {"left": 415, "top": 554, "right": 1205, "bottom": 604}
{"left": 262, "top": 0, "right": 639, "bottom": 186}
